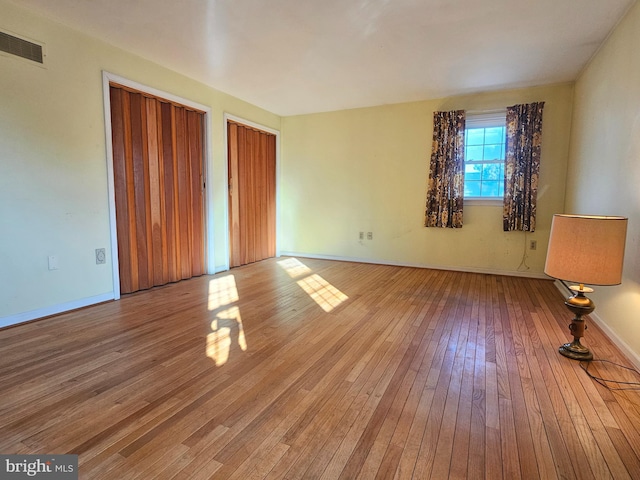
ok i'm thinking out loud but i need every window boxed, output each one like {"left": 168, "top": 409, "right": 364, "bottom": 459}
{"left": 464, "top": 112, "right": 506, "bottom": 199}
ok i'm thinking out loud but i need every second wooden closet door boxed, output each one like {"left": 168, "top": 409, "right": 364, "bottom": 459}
{"left": 228, "top": 121, "right": 276, "bottom": 268}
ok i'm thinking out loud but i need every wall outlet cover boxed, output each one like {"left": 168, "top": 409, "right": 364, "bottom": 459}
{"left": 96, "top": 248, "right": 106, "bottom": 264}
{"left": 48, "top": 255, "right": 59, "bottom": 270}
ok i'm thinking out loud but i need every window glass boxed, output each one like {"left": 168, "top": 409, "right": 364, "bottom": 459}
{"left": 484, "top": 127, "right": 504, "bottom": 144}
{"left": 466, "top": 145, "right": 483, "bottom": 161}
{"left": 464, "top": 113, "right": 506, "bottom": 199}
{"left": 482, "top": 163, "right": 501, "bottom": 180}
{"left": 466, "top": 129, "right": 485, "bottom": 146}
{"left": 465, "top": 163, "right": 481, "bottom": 180}
{"left": 483, "top": 144, "right": 502, "bottom": 160}
{"left": 464, "top": 181, "right": 481, "bottom": 197}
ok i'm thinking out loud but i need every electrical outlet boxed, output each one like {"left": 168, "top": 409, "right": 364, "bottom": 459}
{"left": 529, "top": 240, "right": 537, "bottom": 250}
{"left": 48, "top": 255, "right": 58, "bottom": 270}
{"left": 359, "top": 232, "right": 364, "bottom": 240}
{"left": 95, "top": 248, "right": 106, "bottom": 264}
{"left": 367, "top": 232, "right": 373, "bottom": 240}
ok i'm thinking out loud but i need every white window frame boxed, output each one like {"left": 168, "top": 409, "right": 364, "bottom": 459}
{"left": 464, "top": 110, "right": 507, "bottom": 205}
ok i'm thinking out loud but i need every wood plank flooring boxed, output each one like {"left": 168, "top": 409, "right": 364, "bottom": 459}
{"left": 2, "top": 257, "right": 640, "bottom": 479}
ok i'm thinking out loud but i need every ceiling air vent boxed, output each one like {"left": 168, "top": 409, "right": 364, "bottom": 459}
{"left": 0, "top": 30, "right": 44, "bottom": 64}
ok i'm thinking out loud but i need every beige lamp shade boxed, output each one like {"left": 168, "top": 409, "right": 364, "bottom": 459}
{"left": 544, "top": 214, "right": 628, "bottom": 286}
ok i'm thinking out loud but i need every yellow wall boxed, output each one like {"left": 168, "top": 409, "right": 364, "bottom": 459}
{"left": 0, "top": 0, "right": 279, "bottom": 322}
{"left": 281, "top": 84, "right": 574, "bottom": 276}
{"left": 566, "top": 1, "right": 640, "bottom": 364}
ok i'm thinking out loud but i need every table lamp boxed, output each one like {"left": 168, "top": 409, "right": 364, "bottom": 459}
{"left": 544, "top": 214, "right": 627, "bottom": 361}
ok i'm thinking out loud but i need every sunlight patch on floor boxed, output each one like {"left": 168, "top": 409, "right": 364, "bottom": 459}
{"left": 208, "top": 275, "right": 239, "bottom": 311}
{"left": 278, "top": 258, "right": 349, "bottom": 312}
{"left": 206, "top": 276, "right": 246, "bottom": 366}
{"left": 297, "top": 273, "right": 349, "bottom": 313}
{"left": 277, "top": 257, "right": 312, "bottom": 278}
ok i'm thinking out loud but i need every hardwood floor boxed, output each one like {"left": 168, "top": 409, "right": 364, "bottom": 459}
{"left": 2, "top": 257, "right": 640, "bottom": 479}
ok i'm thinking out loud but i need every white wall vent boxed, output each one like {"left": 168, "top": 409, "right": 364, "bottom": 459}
{"left": 0, "top": 30, "right": 44, "bottom": 64}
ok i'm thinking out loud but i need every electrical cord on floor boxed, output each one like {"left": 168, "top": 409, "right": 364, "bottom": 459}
{"left": 580, "top": 358, "right": 640, "bottom": 390}
{"left": 555, "top": 284, "right": 640, "bottom": 390}
{"left": 517, "top": 232, "right": 530, "bottom": 272}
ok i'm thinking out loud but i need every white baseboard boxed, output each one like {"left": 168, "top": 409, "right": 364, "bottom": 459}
{"left": 0, "top": 292, "right": 115, "bottom": 329}
{"left": 278, "top": 251, "right": 549, "bottom": 279}
{"left": 551, "top": 280, "right": 640, "bottom": 370}
{"left": 590, "top": 311, "right": 640, "bottom": 370}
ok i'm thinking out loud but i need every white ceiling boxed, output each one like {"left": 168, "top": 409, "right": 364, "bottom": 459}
{"left": 9, "top": 0, "right": 636, "bottom": 116}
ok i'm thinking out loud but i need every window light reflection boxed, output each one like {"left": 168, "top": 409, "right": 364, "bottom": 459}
{"left": 206, "top": 307, "right": 247, "bottom": 366}
{"left": 208, "top": 275, "right": 239, "bottom": 311}
{"left": 278, "top": 258, "right": 350, "bottom": 312}
{"left": 206, "top": 276, "right": 246, "bottom": 366}
{"left": 297, "top": 273, "right": 349, "bottom": 312}
{"left": 206, "top": 319, "right": 231, "bottom": 367}
{"left": 277, "top": 257, "right": 312, "bottom": 278}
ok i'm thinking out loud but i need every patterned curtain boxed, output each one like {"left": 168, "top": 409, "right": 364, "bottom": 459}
{"left": 425, "top": 110, "right": 465, "bottom": 228}
{"left": 503, "top": 102, "right": 545, "bottom": 232}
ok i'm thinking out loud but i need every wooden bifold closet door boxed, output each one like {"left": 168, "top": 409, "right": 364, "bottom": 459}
{"left": 227, "top": 121, "right": 276, "bottom": 268}
{"left": 110, "top": 84, "right": 206, "bottom": 294}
